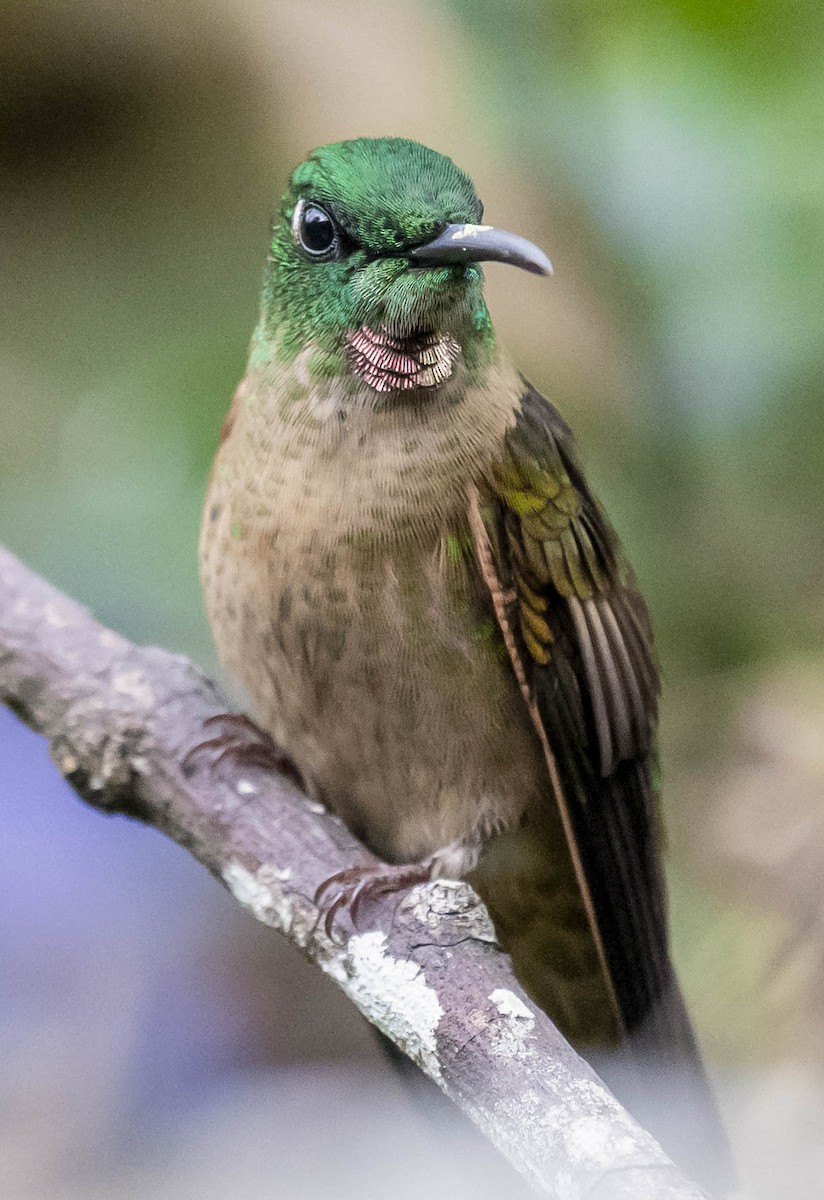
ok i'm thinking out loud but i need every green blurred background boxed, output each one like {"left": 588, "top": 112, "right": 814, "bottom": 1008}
{"left": 2, "top": 1, "right": 824, "bottom": 1196}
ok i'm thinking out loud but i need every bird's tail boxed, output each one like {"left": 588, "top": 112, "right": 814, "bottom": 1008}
{"left": 471, "top": 814, "right": 734, "bottom": 1195}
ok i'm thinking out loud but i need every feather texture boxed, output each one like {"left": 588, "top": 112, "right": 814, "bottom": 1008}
{"left": 475, "top": 382, "right": 731, "bottom": 1189}
{"left": 482, "top": 381, "right": 684, "bottom": 1040}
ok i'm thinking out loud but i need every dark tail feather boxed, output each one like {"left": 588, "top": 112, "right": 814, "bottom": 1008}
{"left": 557, "top": 758, "right": 734, "bottom": 1194}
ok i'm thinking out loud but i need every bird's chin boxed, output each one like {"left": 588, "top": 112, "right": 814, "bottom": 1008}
{"left": 378, "top": 264, "right": 479, "bottom": 335}
{"left": 344, "top": 322, "right": 461, "bottom": 395}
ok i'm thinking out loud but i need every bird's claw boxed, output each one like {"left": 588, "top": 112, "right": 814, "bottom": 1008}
{"left": 182, "top": 713, "right": 303, "bottom": 788}
{"left": 313, "top": 862, "right": 432, "bottom": 940}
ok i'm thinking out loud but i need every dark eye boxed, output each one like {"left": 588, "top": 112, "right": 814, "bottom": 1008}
{"left": 293, "top": 199, "right": 340, "bottom": 260}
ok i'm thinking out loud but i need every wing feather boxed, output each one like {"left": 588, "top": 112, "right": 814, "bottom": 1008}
{"left": 480, "top": 381, "right": 672, "bottom": 1033}
{"left": 567, "top": 595, "right": 614, "bottom": 774}
{"left": 598, "top": 596, "right": 651, "bottom": 751}
{"left": 584, "top": 596, "right": 634, "bottom": 765}
{"left": 473, "top": 380, "right": 733, "bottom": 1190}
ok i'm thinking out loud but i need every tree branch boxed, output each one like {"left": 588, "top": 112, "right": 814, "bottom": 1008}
{"left": 0, "top": 544, "right": 706, "bottom": 1199}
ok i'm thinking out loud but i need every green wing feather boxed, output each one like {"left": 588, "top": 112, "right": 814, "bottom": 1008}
{"left": 478, "top": 383, "right": 733, "bottom": 1191}
{"left": 486, "top": 381, "right": 681, "bottom": 1042}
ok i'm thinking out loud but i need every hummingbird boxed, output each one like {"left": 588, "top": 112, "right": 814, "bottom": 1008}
{"left": 199, "top": 137, "right": 730, "bottom": 1190}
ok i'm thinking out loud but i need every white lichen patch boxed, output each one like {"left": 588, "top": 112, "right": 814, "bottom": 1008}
{"left": 488, "top": 988, "right": 536, "bottom": 1058}
{"left": 490, "top": 988, "right": 535, "bottom": 1024}
{"left": 402, "top": 879, "right": 497, "bottom": 943}
{"left": 483, "top": 1070, "right": 680, "bottom": 1195}
{"left": 563, "top": 1113, "right": 639, "bottom": 1167}
{"left": 221, "top": 864, "right": 445, "bottom": 1081}
{"left": 111, "top": 668, "right": 156, "bottom": 708}
{"left": 58, "top": 752, "right": 79, "bottom": 775}
{"left": 43, "top": 601, "right": 73, "bottom": 628}
{"left": 565, "top": 1076, "right": 663, "bottom": 1163}
{"left": 338, "top": 931, "right": 444, "bottom": 1080}
{"left": 222, "top": 861, "right": 296, "bottom": 936}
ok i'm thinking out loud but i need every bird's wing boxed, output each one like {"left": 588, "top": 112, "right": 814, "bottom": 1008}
{"left": 468, "top": 382, "right": 734, "bottom": 1192}
{"left": 469, "top": 380, "right": 677, "bottom": 1043}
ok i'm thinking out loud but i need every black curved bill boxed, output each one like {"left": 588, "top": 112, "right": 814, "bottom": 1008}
{"left": 408, "top": 223, "right": 553, "bottom": 276}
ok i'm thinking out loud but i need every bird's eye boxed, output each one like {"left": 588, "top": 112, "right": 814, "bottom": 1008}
{"left": 293, "top": 199, "right": 340, "bottom": 260}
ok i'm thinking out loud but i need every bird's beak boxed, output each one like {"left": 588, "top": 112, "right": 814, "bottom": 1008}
{"left": 408, "top": 223, "right": 553, "bottom": 277}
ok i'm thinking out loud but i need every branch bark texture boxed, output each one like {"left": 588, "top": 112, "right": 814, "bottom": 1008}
{"left": 0, "top": 545, "right": 707, "bottom": 1200}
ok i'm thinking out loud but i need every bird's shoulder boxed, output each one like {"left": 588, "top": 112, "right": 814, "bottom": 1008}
{"left": 480, "top": 381, "right": 659, "bottom": 778}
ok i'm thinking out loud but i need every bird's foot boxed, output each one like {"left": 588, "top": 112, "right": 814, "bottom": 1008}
{"left": 182, "top": 713, "right": 303, "bottom": 788}
{"left": 314, "top": 861, "right": 432, "bottom": 939}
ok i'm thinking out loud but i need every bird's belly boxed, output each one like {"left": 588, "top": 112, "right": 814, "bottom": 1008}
{"left": 202, "top": 522, "right": 545, "bottom": 864}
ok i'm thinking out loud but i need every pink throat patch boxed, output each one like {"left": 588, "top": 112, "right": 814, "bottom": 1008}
{"left": 345, "top": 324, "right": 461, "bottom": 393}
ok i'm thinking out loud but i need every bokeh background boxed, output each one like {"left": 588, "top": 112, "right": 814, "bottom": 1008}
{"left": 2, "top": 1, "right": 823, "bottom": 1196}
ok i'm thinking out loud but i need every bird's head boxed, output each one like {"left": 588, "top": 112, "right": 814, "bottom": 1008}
{"left": 260, "top": 138, "right": 551, "bottom": 395}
